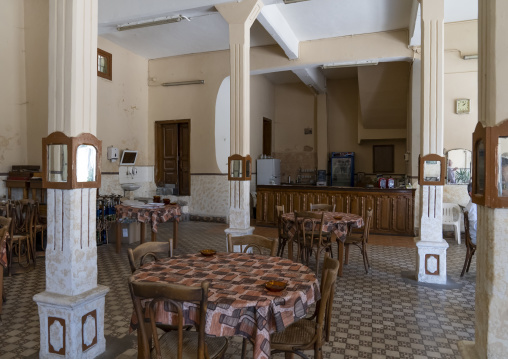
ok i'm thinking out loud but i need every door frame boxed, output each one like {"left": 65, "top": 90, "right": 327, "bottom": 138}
{"left": 154, "top": 119, "right": 191, "bottom": 193}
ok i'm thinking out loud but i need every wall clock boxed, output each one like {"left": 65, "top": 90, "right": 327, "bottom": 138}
{"left": 456, "top": 98, "right": 470, "bottom": 114}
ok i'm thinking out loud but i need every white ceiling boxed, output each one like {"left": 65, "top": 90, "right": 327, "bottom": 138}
{"left": 99, "top": 0, "right": 478, "bottom": 60}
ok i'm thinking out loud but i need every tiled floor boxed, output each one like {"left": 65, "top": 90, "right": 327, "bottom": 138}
{"left": 0, "top": 221, "right": 475, "bottom": 359}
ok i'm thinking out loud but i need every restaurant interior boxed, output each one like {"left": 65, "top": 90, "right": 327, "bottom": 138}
{"left": 1, "top": 0, "right": 507, "bottom": 358}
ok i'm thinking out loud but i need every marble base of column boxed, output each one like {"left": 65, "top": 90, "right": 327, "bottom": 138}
{"left": 415, "top": 239, "right": 449, "bottom": 284}
{"left": 457, "top": 341, "right": 479, "bottom": 359}
{"left": 33, "top": 285, "right": 109, "bottom": 359}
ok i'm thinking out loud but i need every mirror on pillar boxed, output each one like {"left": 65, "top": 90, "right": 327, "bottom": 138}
{"left": 498, "top": 137, "right": 508, "bottom": 197}
{"left": 445, "top": 149, "right": 472, "bottom": 185}
{"left": 227, "top": 154, "right": 252, "bottom": 181}
{"left": 47, "top": 144, "right": 68, "bottom": 183}
{"left": 418, "top": 154, "right": 445, "bottom": 186}
{"left": 76, "top": 145, "right": 97, "bottom": 182}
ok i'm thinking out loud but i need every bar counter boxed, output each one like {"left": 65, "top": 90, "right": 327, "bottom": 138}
{"left": 256, "top": 184, "right": 416, "bottom": 236}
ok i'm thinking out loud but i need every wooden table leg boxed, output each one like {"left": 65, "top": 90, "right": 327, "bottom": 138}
{"left": 140, "top": 222, "right": 146, "bottom": 244}
{"left": 23, "top": 188, "right": 28, "bottom": 199}
{"left": 151, "top": 230, "right": 156, "bottom": 242}
{"left": 31, "top": 189, "right": 36, "bottom": 201}
{"left": 173, "top": 219, "right": 178, "bottom": 248}
{"left": 137, "top": 320, "right": 151, "bottom": 359}
{"left": 337, "top": 240, "right": 344, "bottom": 277}
{"left": 115, "top": 221, "right": 121, "bottom": 253}
{"left": 0, "top": 264, "right": 3, "bottom": 318}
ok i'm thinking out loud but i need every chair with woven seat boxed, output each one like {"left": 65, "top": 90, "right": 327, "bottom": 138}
{"left": 227, "top": 234, "right": 277, "bottom": 256}
{"left": 461, "top": 211, "right": 477, "bottom": 277}
{"left": 310, "top": 203, "right": 336, "bottom": 212}
{"left": 344, "top": 208, "right": 373, "bottom": 273}
{"left": 270, "top": 255, "right": 340, "bottom": 359}
{"left": 275, "top": 205, "right": 290, "bottom": 257}
{"left": 127, "top": 240, "right": 173, "bottom": 274}
{"left": 294, "top": 211, "right": 332, "bottom": 275}
{"left": 128, "top": 277, "right": 229, "bottom": 359}
{"left": 0, "top": 216, "right": 12, "bottom": 320}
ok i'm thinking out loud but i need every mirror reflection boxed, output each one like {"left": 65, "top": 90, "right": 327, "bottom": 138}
{"left": 230, "top": 160, "right": 243, "bottom": 178}
{"left": 446, "top": 149, "right": 472, "bottom": 184}
{"left": 47, "top": 144, "right": 68, "bottom": 182}
{"left": 246, "top": 160, "right": 251, "bottom": 178}
{"left": 423, "top": 161, "right": 441, "bottom": 182}
{"left": 76, "top": 145, "right": 97, "bottom": 182}
{"left": 476, "top": 140, "right": 485, "bottom": 195}
{"left": 498, "top": 137, "right": 508, "bottom": 197}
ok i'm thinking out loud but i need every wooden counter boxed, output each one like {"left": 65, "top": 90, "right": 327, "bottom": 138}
{"left": 256, "top": 185, "right": 416, "bottom": 236}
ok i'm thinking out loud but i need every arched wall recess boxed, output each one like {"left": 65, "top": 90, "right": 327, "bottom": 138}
{"left": 215, "top": 76, "right": 230, "bottom": 174}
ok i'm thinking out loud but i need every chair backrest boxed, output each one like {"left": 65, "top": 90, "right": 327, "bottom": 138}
{"left": 276, "top": 205, "right": 286, "bottom": 239}
{"left": 310, "top": 203, "right": 336, "bottom": 212}
{"left": 463, "top": 211, "right": 476, "bottom": 249}
{"left": 11, "top": 201, "right": 34, "bottom": 236}
{"left": 442, "top": 203, "right": 461, "bottom": 224}
{"left": 0, "top": 203, "right": 10, "bottom": 217}
{"left": 227, "top": 234, "right": 277, "bottom": 256}
{"left": 294, "top": 211, "right": 325, "bottom": 248}
{"left": 129, "top": 277, "right": 209, "bottom": 359}
{"left": 317, "top": 255, "right": 340, "bottom": 343}
{"left": 0, "top": 216, "right": 12, "bottom": 242}
{"left": 362, "top": 208, "right": 373, "bottom": 242}
{"left": 127, "top": 241, "right": 172, "bottom": 273}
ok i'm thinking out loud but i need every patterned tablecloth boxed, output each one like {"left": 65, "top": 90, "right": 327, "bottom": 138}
{"left": 130, "top": 252, "right": 320, "bottom": 359}
{"left": 282, "top": 211, "right": 364, "bottom": 243}
{"left": 115, "top": 204, "right": 181, "bottom": 233}
{"left": 0, "top": 237, "right": 7, "bottom": 268}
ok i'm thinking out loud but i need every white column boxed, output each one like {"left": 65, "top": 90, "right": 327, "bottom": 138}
{"left": 415, "top": 0, "right": 448, "bottom": 284}
{"left": 217, "top": 0, "right": 263, "bottom": 240}
{"left": 33, "top": 1, "right": 108, "bottom": 358}
{"left": 459, "top": 0, "right": 508, "bottom": 357}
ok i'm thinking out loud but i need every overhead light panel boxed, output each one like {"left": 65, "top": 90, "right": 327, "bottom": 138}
{"left": 322, "top": 61, "right": 378, "bottom": 69}
{"left": 463, "top": 54, "right": 478, "bottom": 60}
{"left": 161, "top": 80, "right": 205, "bottom": 87}
{"left": 117, "top": 15, "right": 188, "bottom": 31}
{"left": 283, "top": 0, "right": 310, "bottom": 4}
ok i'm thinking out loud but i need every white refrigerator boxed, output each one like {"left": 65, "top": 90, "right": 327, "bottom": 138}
{"left": 257, "top": 159, "right": 281, "bottom": 185}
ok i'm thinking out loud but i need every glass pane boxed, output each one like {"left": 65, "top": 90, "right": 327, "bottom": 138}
{"left": 246, "top": 160, "right": 251, "bottom": 177}
{"left": 476, "top": 140, "right": 485, "bottom": 195}
{"left": 47, "top": 144, "right": 68, "bottom": 182}
{"left": 446, "top": 149, "right": 472, "bottom": 184}
{"left": 230, "top": 160, "right": 243, "bottom": 178}
{"left": 498, "top": 137, "right": 508, "bottom": 196}
{"left": 76, "top": 145, "right": 97, "bottom": 182}
{"left": 423, "top": 161, "right": 441, "bottom": 182}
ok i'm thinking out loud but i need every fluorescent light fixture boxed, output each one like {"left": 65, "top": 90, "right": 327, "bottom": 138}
{"left": 284, "top": 0, "right": 310, "bottom": 3}
{"left": 322, "top": 61, "right": 378, "bottom": 69}
{"left": 117, "top": 15, "right": 188, "bottom": 31}
{"left": 161, "top": 80, "right": 205, "bottom": 87}
{"left": 463, "top": 54, "right": 478, "bottom": 60}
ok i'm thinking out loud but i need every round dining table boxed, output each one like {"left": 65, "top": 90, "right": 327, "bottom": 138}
{"left": 282, "top": 211, "right": 364, "bottom": 276}
{"left": 130, "top": 252, "right": 321, "bottom": 359}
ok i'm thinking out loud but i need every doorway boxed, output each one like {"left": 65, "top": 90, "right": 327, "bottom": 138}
{"left": 263, "top": 118, "right": 272, "bottom": 156}
{"left": 155, "top": 120, "right": 190, "bottom": 196}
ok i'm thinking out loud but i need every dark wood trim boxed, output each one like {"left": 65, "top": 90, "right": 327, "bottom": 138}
{"left": 48, "top": 317, "right": 66, "bottom": 355}
{"left": 102, "top": 172, "right": 119, "bottom": 175}
{"left": 97, "top": 48, "right": 112, "bottom": 81}
{"left": 191, "top": 173, "right": 228, "bottom": 176}
{"left": 418, "top": 154, "right": 446, "bottom": 186}
{"left": 82, "top": 310, "right": 98, "bottom": 352}
{"left": 424, "top": 254, "right": 440, "bottom": 275}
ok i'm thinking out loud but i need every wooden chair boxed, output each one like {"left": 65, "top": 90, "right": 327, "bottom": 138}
{"left": 270, "top": 255, "right": 340, "bottom": 359}
{"left": 310, "top": 203, "right": 336, "bottom": 212}
{"left": 227, "top": 234, "right": 277, "bottom": 256}
{"left": 344, "top": 208, "right": 373, "bottom": 273}
{"left": 127, "top": 240, "right": 173, "bottom": 274}
{"left": 461, "top": 211, "right": 477, "bottom": 277}
{"left": 276, "top": 205, "right": 290, "bottom": 257}
{"left": 31, "top": 201, "right": 47, "bottom": 252}
{"left": 128, "top": 277, "right": 228, "bottom": 359}
{"left": 0, "top": 217, "right": 12, "bottom": 320}
{"left": 7, "top": 201, "right": 34, "bottom": 273}
{"left": 294, "top": 211, "right": 332, "bottom": 275}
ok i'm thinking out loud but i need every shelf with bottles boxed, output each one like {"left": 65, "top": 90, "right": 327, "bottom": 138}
{"left": 96, "top": 195, "right": 122, "bottom": 246}
{"left": 297, "top": 168, "right": 317, "bottom": 184}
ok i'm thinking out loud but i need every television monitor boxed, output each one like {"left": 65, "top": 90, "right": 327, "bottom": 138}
{"left": 119, "top": 150, "right": 138, "bottom": 166}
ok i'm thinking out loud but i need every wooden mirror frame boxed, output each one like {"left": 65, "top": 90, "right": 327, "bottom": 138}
{"left": 227, "top": 154, "right": 252, "bottom": 181}
{"left": 418, "top": 154, "right": 445, "bottom": 186}
{"left": 42, "top": 132, "right": 102, "bottom": 189}
{"left": 473, "top": 120, "right": 508, "bottom": 208}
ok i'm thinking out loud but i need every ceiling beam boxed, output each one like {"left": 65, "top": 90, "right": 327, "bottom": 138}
{"left": 257, "top": 5, "right": 299, "bottom": 60}
{"left": 408, "top": 0, "right": 421, "bottom": 47}
{"left": 292, "top": 67, "right": 326, "bottom": 94}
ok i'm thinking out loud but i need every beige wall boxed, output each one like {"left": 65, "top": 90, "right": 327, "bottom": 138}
{"left": 250, "top": 75, "right": 276, "bottom": 166}
{"left": 0, "top": 1, "right": 28, "bottom": 197}
{"left": 97, "top": 37, "right": 149, "bottom": 172}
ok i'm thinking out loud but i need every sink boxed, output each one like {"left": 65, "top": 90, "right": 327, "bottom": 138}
{"left": 121, "top": 183, "right": 140, "bottom": 191}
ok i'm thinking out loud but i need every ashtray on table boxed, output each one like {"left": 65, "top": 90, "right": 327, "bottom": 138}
{"left": 264, "top": 280, "right": 287, "bottom": 292}
{"left": 200, "top": 249, "right": 216, "bottom": 257}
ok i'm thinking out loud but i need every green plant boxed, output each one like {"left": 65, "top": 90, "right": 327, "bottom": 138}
{"left": 455, "top": 168, "right": 470, "bottom": 184}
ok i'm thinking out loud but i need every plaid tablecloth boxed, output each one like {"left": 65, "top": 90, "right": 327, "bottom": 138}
{"left": 282, "top": 211, "right": 364, "bottom": 243}
{"left": 130, "top": 252, "right": 320, "bottom": 359}
{"left": 115, "top": 204, "right": 181, "bottom": 233}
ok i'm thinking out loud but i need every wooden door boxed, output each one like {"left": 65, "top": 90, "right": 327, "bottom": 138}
{"left": 263, "top": 118, "right": 272, "bottom": 156}
{"left": 162, "top": 124, "right": 178, "bottom": 185}
{"left": 178, "top": 123, "right": 190, "bottom": 195}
